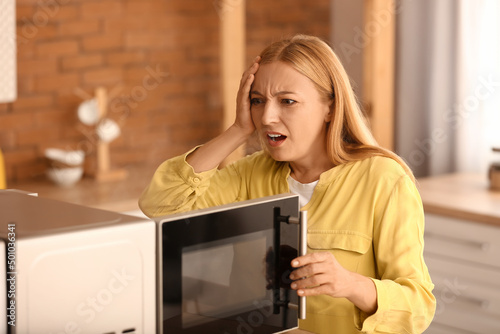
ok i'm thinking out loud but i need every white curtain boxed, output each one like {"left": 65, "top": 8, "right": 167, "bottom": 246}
{"left": 396, "top": 0, "right": 500, "bottom": 177}
{"left": 455, "top": 0, "right": 500, "bottom": 173}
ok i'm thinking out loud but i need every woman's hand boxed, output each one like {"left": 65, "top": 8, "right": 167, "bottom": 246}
{"left": 289, "top": 252, "right": 378, "bottom": 315}
{"left": 233, "top": 56, "right": 260, "bottom": 136}
{"left": 185, "top": 56, "right": 261, "bottom": 172}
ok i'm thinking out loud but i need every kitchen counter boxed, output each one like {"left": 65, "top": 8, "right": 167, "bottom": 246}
{"left": 417, "top": 172, "right": 500, "bottom": 227}
{"left": 7, "top": 164, "right": 156, "bottom": 212}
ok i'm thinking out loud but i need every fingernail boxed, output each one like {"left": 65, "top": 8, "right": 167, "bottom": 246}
{"left": 291, "top": 283, "right": 297, "bottom": 289}
{"left": 292, "top": 260, "right": 299, "bottom": 267}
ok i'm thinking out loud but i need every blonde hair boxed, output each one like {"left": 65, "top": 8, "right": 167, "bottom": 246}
{"left": 258, "top": 34, "right": 415, "bottom": 182}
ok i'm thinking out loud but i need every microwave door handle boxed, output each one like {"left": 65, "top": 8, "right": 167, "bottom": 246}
{"left": 297, "top": 210, "right": 307, "bottom": 320}
{"left": 287, "top": 210, "right": 307, "bottom": 320}
{"left": 274, "top": 209, "right": 308, "bottom": 320}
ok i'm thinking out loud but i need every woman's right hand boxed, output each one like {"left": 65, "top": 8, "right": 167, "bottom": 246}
{"left": 185, "top": 56, "right": 261, "bottom": 172}
{"left": 234, "top": 56, "right": 261, "bottom": 136}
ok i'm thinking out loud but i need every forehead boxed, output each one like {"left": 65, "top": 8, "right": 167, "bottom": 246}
{"left": 252, "top": 61, "right": 318, "bottom": 95}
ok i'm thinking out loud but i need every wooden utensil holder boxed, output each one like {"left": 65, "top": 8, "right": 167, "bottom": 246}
{"left": 93, "top": 87, "right": 128, "bottom": 183}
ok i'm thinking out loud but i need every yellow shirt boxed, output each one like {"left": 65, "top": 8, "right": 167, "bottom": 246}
{"left": 139, "top": 148, "right": 436, "bottom": 334}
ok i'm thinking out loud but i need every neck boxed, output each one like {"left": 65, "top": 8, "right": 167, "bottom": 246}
{"left": 289, "top": 157, "right": 335, "bottom": 184}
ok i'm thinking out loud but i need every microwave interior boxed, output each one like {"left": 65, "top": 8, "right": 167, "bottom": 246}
{"left": 158, "top": 194, "right": 301, "bottom": 334}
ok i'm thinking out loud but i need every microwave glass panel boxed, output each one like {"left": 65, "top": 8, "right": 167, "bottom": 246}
{"left": 181, "top": 230, "right": 270, "bottom": 328}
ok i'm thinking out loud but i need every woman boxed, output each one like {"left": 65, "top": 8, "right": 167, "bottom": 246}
{"left": 139, "top": 34, "right": 436, "bottom": 333}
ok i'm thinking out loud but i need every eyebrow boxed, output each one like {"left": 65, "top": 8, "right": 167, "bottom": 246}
{"left": 250, "top": 90, "right": 297, "bottom": 96}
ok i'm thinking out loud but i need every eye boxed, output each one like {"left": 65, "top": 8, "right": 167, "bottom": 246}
{"left": 250, "top": 98, "right": 263, "bottom": 106}
{"left": 281, "top": 99, "right": 296, "bottom": 105}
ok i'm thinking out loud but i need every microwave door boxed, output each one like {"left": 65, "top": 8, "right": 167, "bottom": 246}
{"left": 159, "top": 194, "right": 301, "bottom": 334}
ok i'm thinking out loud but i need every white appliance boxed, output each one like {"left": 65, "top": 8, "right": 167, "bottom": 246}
{"left": 0, "top": 0, "right": 17, "bottom": 103}
{"left": 0, "top": 190, "right": 156, "bottom": 334}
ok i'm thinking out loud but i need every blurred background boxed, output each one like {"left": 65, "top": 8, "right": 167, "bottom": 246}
{"left": 1, "top": 0, "right": 330, "bottom": 185}
{"left": 0, "top": 0, "right": 499, "bottom": 184}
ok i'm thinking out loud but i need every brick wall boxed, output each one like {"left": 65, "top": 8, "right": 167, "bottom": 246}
{"left": 0, "top": 0, "right": 330, "bottom": 184}
{"left": 246, "top": 0, "right": 331, "bottom": 62}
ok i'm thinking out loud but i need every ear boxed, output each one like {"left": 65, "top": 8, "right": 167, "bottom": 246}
{"left": 324, "top": 100, "right": 334, "bottom": 122}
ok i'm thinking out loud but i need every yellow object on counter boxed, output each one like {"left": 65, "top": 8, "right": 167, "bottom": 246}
{"left": 0, "top": 149, "right": 6, "bottom": 189}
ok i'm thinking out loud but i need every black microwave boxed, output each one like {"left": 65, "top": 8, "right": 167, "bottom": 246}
{"left": 156, "top": 194, "right": 307, "bottom": 334}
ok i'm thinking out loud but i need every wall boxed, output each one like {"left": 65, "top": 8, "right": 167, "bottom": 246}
{"left": 246, "top": 0, "right": 330, "bottom": 60}
{"left": 330, "top": 0, "right": 364, "bottom": 100}
{"left": 0, "top": 0, "right": 330, "bottom": 184}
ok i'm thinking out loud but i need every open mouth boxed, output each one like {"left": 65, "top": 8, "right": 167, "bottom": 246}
{"left": 267, "top": 133, "right": 287, "bottom": 145}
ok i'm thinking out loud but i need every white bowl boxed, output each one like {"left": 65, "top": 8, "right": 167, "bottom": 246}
{"left": 96, "top": 118, "right": 120, "bottom": 143}
{"left": 47, "top": 167, "right": 84, "bottom": 187}
{"left": 45, "top": 148, "right": 85, "bottom": 166}
{"left": 77, "top": 98, "right": 99, "bottom": 126}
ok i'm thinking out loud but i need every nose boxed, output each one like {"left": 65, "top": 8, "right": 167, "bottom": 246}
{"left": 260, "top": 101, "right": 280, "bottom": 125}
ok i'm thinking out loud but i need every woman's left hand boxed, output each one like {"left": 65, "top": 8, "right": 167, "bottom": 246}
{"left": 289, "top": 251, "right": 353, "bottom": 298}
{"left": 289, "top": 251, "right": 378, "bottom": 314}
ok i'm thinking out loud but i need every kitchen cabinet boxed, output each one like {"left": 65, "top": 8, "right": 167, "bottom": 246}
{"left": 418, "top": 173, "right": 500, "bottom": 334}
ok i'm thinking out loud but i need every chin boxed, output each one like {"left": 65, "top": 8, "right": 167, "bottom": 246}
{"left": 264, "top": 148, "right": 290, "bottom": 162}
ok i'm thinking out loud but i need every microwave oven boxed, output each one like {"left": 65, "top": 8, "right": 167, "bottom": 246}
{"left": 0, "top": 191, "right": 305, "bottom": 333}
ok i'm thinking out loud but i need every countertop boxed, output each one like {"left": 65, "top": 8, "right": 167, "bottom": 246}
{"left": 417, "top": 172, "right": 500, "bottom": 227}
{"left": 7, "top": 164, "right": 156, "bottom": 212}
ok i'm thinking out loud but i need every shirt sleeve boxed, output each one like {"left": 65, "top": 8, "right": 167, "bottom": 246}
{"left": 138, "top": 147, "right": 243, "bottom": 218}
{"left": 354, "top": 175, "right": 436, "bottom": 333}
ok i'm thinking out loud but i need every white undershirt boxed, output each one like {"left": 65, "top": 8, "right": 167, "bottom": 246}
{"left": 287, "top": 176, "right": 318, "bottom": 208}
